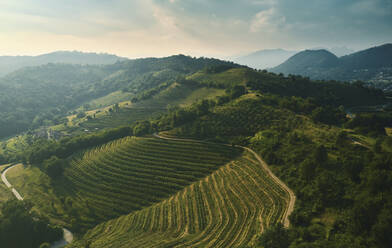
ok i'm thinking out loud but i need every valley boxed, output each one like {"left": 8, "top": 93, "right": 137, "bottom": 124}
{"left": 1, "top": 1, "right": 391, "bottom": 247}
{"left": 0, "top": 53, "right": 391, "bottom": 248}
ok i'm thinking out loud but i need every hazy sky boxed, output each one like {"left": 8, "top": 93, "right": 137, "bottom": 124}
{"left": 0, "top": 0, "right": 391, "bottom": 58}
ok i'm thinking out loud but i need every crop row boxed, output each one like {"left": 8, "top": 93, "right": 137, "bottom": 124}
{"left": 72, "top": 150, "right": 289, "bottom": 248}
{"left": 63, "top": 136, "right": 238, "bottom": 224}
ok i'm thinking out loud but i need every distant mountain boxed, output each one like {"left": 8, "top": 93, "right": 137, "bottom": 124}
{"left": 339, "top": 44, "right": 392, "bottom": 69}
{"left": 0, "top": 51, "right": 127, "bottom": 76}
{"left": 272, "top": 49, "right": 338, "bottom": 77}
{"left": 328, "top": 46, "right": 355, "bottom": 57}
{"left": 232, "top": 49, "right": 297, "bottom": 69}
{"left": 271, "top": 43, "right": 392, "bottom": 89}
{"left": 310, "top": 46, "right": 355, "bottom": 57}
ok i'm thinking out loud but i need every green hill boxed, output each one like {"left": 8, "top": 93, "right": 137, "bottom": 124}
{"left": 0, "top": 55, "right": 239, "bottom": 139}
{"left": 271, "top": 49, "right": 338, "bottom": 78}
{"left": 271, "top": 43, "right": 392, "bottom": 88}
{"left": 2, "top": 63, "right": 392, "bottom": 248}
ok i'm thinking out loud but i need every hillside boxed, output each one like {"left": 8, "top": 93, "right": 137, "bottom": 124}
{"left": 232, "top": 49, "right": 297, "bottom": 69}
{"left": 271, "top": 49, "right": 338, "bottom": 77}
{"left": 1, "top": 64, "right": 391, "bottom": 248}
{"left": 0, "top": 55, "right": 239, "bottom": 139}
{"left": 69, "top": 145, "right": 291, "bottom": 248}
{"left": 271, "top": 44, "right": 392, "bottom": 89}
{"left": 8, "top": 137, "right": 241, "bottom": 231}
{"left": 0, "top": 64, "right": 113, "bottom": 138}
{"left": 64, "top": 137, "right": 240, "bottom": 229}
{"left": 0, "top": 51, "right": 126, "bottom": 77}
{"left": 340, "top": 43, "right": 392, "bottom": 69}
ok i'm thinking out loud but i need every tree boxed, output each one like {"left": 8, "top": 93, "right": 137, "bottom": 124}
{"left": 43, "top": 156, "right": 66, "bottom": 179}
{"left": 227, "top": 85, "right": 247, "bottom": 99}
{"left": 258, "top": 223, "right": 290, "bottom": 248}
{"left": 300, "top": 159, "right": 317, "bottom": 181}
{"left": 114, "top": 103, "right": 120, "bottom": 112}
{"left": 314, "top": 145, "right": 328, "bottom": 165}
{"left": 133, "top": 121, "right": 151, "bottom": 136}
{"left": 0, "top": 153, "right": 6, "bottom": 164}
{"left": 372, "top": 208, "right": 392, "bottom": 248}
{"left": 0, "top": 199, "right": 62, "bottom": 248}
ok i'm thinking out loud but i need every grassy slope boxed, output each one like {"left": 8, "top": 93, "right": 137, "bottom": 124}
{"left": 68, "top": 150, "right": 289, "bottom": 248}
{"left": 4, "top": 163, "right": 69, "bottom": 226}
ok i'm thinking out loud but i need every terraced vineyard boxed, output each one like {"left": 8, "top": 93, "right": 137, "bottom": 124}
{"left": 63, "top": 136, "right": 240, "bottom": 226}
{"left": 78, "top": 107, "right": 164, "bottom": 132}
{"left": 69, "top": 149, "right": 291, "bottom": 248}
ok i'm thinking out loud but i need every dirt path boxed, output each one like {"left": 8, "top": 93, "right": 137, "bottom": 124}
{"left": 0, "top": 163, "right": 74, "bottom": 247}
{"left": 153, "top": 133, "right": 296, "bottom": 228}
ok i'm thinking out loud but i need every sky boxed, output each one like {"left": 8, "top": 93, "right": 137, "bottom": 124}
{"left": 0, "top": 0, "right": 391, "bottom": 58}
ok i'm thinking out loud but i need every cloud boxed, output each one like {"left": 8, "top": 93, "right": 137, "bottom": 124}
{"left": 250, "top": 8, "right": 285, "bottom": 33}
{"left": 0, "top": 0, "right": 391, "bottom": 57}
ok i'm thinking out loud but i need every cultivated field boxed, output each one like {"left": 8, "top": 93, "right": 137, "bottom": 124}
{"left": 64, "top": 137, "right": 240, "bottom": 226}
{"left": 69, "top": 149, "right": 290, "bottom": 247}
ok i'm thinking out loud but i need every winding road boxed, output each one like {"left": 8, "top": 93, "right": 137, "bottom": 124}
{"left": 153, "top": 133, "right": 296, "bottom": 228}
{"left": 1, "top": 164, "right": 73, "bottom": 248}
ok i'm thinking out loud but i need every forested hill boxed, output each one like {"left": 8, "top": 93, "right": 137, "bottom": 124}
{"left": 4, "top": 65, "right": 392, "bottom": 248}
{"left": 0, "top": 55, "right": 239, "bottom": 138}
{"left": 271, "top": 49, "right": 338, "bottom": 75}
{"left": 0, "top": 51, "right": 127, "bottom": 76}
{"left": 271, "top": 43, "right": 392, "bottom": 89}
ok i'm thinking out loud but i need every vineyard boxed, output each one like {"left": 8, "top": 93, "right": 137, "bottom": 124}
{"left": 63, "top": 136, "right": 240, "bottom": 227}
{"left": 69, "top": 148, "right": 291, "bottom": 248}
{"left": 78, "top": 107, "right": 164, "bottom": 132}
{"left": 169, "top": 95, "right": 301, "bottom": 139}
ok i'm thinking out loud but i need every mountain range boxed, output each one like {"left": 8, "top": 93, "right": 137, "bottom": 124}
{"left": 231, "top": 49, "right": 297, "bottom": 69}
{"left": 271, "top": 43, "right": 392, "bottom": 89}
{"left": 0, "top": 51, "right": 127, "bottom": 76}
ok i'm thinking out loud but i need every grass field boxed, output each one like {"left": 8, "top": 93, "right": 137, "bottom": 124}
{"left": 69, "top": 150, "right": 290, "bottom": 248}
{"left": 3, "top": 163, "right": 69, "bottom": 225}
